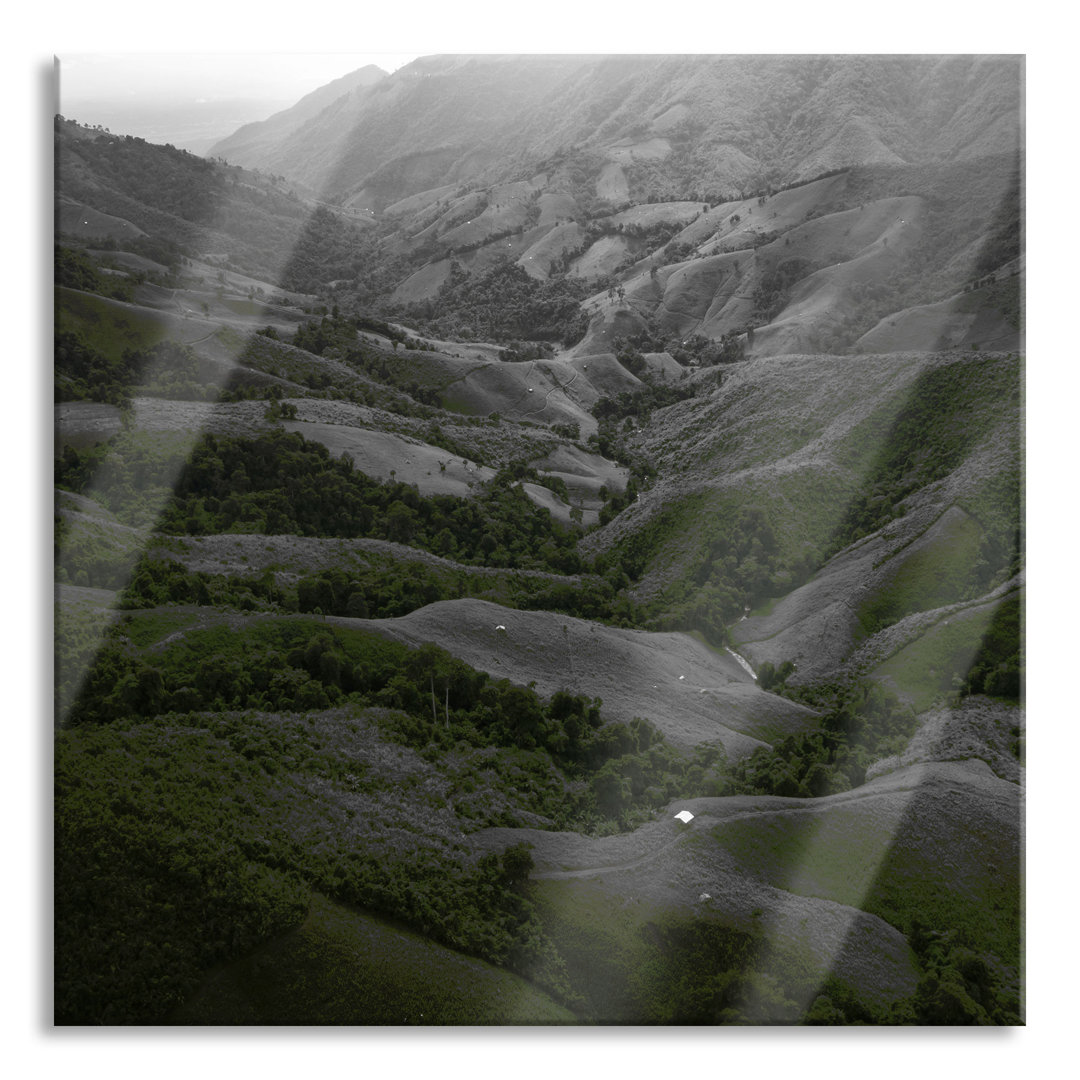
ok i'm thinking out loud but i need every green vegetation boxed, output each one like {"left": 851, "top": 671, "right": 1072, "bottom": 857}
{"left": 400, "top": 261, "right": 590, "bottom": 347}
{"left": 53, "top": 109, "right": 1023, "bottom": 1027}
{"left": 277, "top": 206, "right": 370, "bottom": 294}
{"left": 56, "top": 428, "right": 586, "bottom": 573}
{"left": 832, "top": 357, "right": 1020, "bottom": 562}
{"left": 531, "top": 877, "right": 821, "bottom": 1024}
{"left": 871, "top": 602, "right": 1006, "bottom": 712}
{"left": 855, "top": 510, "right": 986, "bottom": 640}
{"left": 55, "top": 428, "right": 193, "bottom": 529}
{"left": 55, "top": 286, "right": 171, "bottom": 361}
{"left": 56, "top": 611, "right": 747, "bottom": 1021}
{"left": 169, "top": 892, "right": 576, "bottom": 1025}
{"left": 114, "top": 552, "right": 638, "bottom": 627}
{"left": 55, "top": 506, "right": 142, "bottom": 590}
{"left": 725, "top": 680, "right": 919, "bottom": 798}
{"left": 54, "top": 583, "right": 121, "bottom": 722}
{"left": 63, "top": 615, "right": 686, "bottom": 811}
{"left": 154, "top": 431, "right": 586, "bottom": 573}
{"left": 959, "top": 593, "right": 1022, "bottom": 700}
{"left": 55, "top": 117, "right": 344, "bottom": 288}
{"left": 603, "top": 493, "right": 814, "bottom": 645}
{"left": 55, "top": 720, "right": 310, "bottom": 1023}
{"left": 709, "top": 807, "right": 1020, "bottom": 1025}
{"left": 56, "top": 333, "right": 230, "bottom": 405}
{"left": 55, "top": 244, "right": 136, "bottom": 301}
{"left": 753, "top": 256, "right": 820, "bottom": 322}
{"left": 590, "top": 378, "right": 699, "bottom": 428}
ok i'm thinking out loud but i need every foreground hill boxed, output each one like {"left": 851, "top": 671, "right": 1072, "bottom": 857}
{"left": 465, "top": 746, "right": 1019, "bottom": 1021}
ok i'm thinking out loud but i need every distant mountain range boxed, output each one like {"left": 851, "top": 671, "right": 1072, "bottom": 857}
{"left": 208, "top": 55, "right": 1021, "bottom": 205}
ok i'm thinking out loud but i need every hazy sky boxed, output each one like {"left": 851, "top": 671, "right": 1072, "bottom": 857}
{"left": 59, "top": 52, "right": 420, "bottom": 105}
{"left": 56, "top": 52, "right": 423, "bottom": 150}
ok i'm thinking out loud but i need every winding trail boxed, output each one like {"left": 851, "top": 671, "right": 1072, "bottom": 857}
{"left": 515, "top": 360, "right": 581, "bottom": 418}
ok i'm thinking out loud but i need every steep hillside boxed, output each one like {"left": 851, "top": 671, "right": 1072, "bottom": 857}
{"left": 208, "top": 65, "right": 387, "bottom": 170}
{"left": 211, "top": 55, "right": 1020, "bottom": 206}
{"left": 466, "top": 747, "right": 1019, "bottom": 1022}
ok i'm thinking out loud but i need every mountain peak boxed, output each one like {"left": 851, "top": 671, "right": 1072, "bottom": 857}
{"left": 209, "top": 63, "right": 387, "bottom": 163}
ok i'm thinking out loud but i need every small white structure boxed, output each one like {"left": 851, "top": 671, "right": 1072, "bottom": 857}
{"left": 674, "top": 810, "right": 695, "bottom": 824}
{"left": 495, "top": 625, "right": 506, "bottom": 632}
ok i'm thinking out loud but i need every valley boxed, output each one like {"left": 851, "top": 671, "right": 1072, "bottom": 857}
{"left": 53, "top": 54, "right": 1023, "bottom": 1026}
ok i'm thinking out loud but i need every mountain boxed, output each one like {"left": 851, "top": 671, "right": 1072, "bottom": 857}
{"left": 208, "top": 64, "right": 387, "bottom": 169}
{"left": 53, "top": 55, "right": 1023, "bottom": 1027}
{"left": 203, "top": 54, "right": 1021, "bottom": 361}
{"left": 209, "top": 55, "right": 1021, "bottom": 206}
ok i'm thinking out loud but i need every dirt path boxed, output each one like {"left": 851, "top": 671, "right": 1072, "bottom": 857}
{"left": 532, "top": 831, "right": 686, "bottom": 881}
{"left": 517, "top": 361, "right": 581, "bottom": 418}
{"left": 530, "top": 772, "right": 938, "bottom": 883}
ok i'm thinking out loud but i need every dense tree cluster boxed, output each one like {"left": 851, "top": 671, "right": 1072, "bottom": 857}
{"left": 590, "top": 380, "right": 698, "bottom": 427}
{"left": 278, "top": 206, "right": 368, "bottom": 294}
{"left": 55, "top": 332, "right": 227, "bottom": 405}
{"left": 55, "top": 245, "right": 136, "bottom": 301}
{"left": 54, "top": 330, "right": 140, "bottom": 406}
{"left": 400, "top": 261, "right": 590, "bottom": 346}
{"left": 155, "top": 431, "right": 584, "bottom": 573}
{"left": 54, "top": 603, "right": 761, "bottom": 1022}
{"left": 622, "top": 501, "right": 811, "bottom": 644}
{"left": 731, "top": 681, "right": 919, "bottom": 798}
{"left": 958, "top": 594, "right": 1022, "bottom": 701}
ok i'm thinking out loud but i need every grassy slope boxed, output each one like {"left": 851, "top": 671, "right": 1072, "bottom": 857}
{"left": 603, "top": 352, "right": 1018, "bottom": 683}
{"left": 703, "top": 760, "right": 1021, "bottom": 968}
{"left": 870, "top": 595, "right": 1014, "bottom": 711}
{"left": 345, "top": 597, "right": 818, "bottom": 755}
{"left": 171, "top": 892, "right": 577, "bottom": 1025}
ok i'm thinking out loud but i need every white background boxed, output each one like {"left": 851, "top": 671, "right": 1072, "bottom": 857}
{"left": 4, "top": 3, "right": 1065, "bottom": 1075}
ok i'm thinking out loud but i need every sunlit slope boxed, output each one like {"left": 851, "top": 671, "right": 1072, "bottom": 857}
{"left": 466, "top": 746, "right": 1019, "bottom": 1020}
{"left": 343, "top": 597, "right": 817, "bottom": 755}
{"left": 585, "top": 351, "right": 1019, "bottom": 684}
{"left": 861, "top": 585, "right": 1023, "bottom": 712}
{"left": 700, "top": 758, "right": 1021, "bottom": 967}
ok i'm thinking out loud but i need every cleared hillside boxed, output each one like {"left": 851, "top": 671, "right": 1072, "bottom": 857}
{"left": 335, "top": 597, "right": 817, "bottom": 755}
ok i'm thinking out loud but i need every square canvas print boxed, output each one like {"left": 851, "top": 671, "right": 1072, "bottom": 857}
{"left": 53, "top": 53, "right": 1023, "bottom": 1026}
